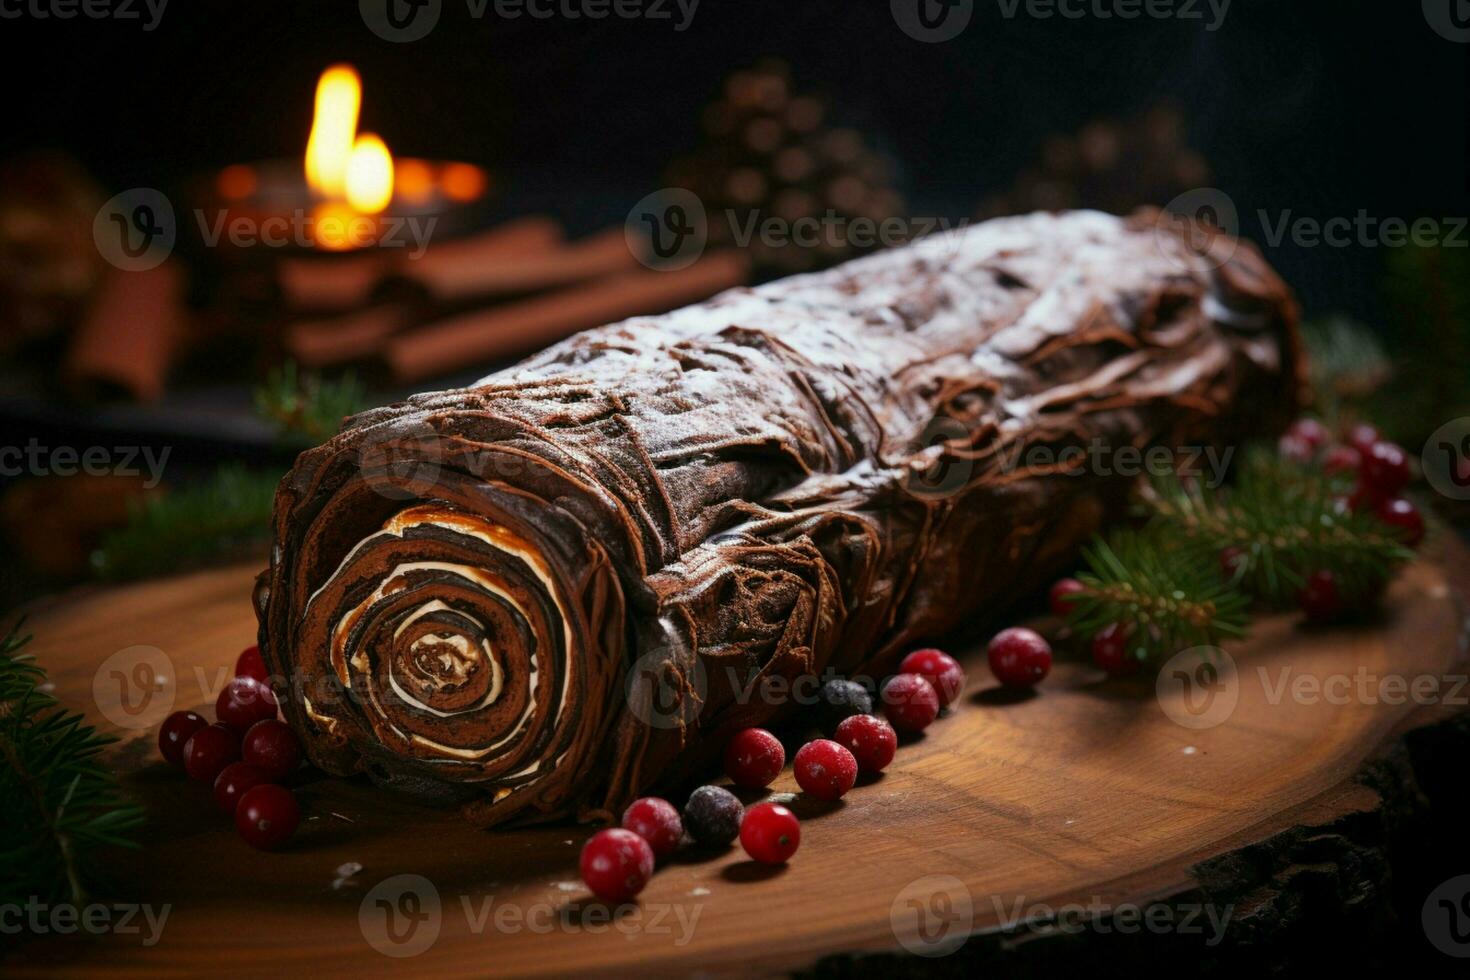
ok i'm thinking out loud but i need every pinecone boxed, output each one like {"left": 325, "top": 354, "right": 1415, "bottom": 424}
{"left": 666, "top": 59, "right": 906, "bottom": 276}
{"left": 979, "top": 102, "right": 1211, "bottom": 219}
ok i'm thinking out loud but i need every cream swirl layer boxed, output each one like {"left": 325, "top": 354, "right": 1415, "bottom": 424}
{"left": 288, "top": 492, "right": 620, "bottom": 816}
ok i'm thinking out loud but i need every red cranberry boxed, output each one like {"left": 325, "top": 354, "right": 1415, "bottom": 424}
{"left": 739, "top": 802, "right": 801, "bottom": 864}
{"left": 580, "top": 828, "right": 655, "bottom": 902}
{"left": 723, "top": 728, "right": 785, "bottom": 789}
{"left": 182, "top": 723, "right": 240, "bottom": 783}
{"left": 1091, "top": 623, "right": 1139, "bottom": 676}
{"left": 241, "top": 719, "right": 302, "bottom": 780}
{"left": 235, "top": 784, "right": 300, "bottom": 851}
{"left": 234, "top": 645, "right": 269, "bottom": 684}
{"left": 1361, "top": 441, "right": 1411, "bottom": 496}
{"left": 793, "top": 739, "right": 858, "bottom": 801}
{"left": 1375, "top": 497, "right": 1425, "bottom": 547}
{"left": 881, "top": 673, "right": 940, "bottom": 732}
{"left": 1298, "top": 570, "right": 1344, "bottom": 622}
{"left": 1322, "top": 445, "right": 1361, "bottom": 477}
{"left": 621, "top": 797, "right": 683, "bottom": 859}
{"left": 986, "top": 627, "right": 1052, "bottom": 688}
{"left": 213, "top": 762, "right": 270, "bottom": 815}
{"left": 158, "top": 710, "right": 208, "bottom": 767}
{"left": 1286, "top": 418, "right": 1330, "bottom": 452}
{"left": 216, "top": 676, "right": 278, "bottom": 734}
{"left": 1219, "top": 546, "right": 1247, "bottom": 578}
{"left": 1346, "top": 423, "right": 1380, "bottom": 453}
{"left": 1048, "top": 577, "right": 1086, "bottom": 618}
{"left": 834, "top": 714, "right": 897, "bottom": 774}
{"left": 897, "top": 648, "right": 965, "bottom": 707}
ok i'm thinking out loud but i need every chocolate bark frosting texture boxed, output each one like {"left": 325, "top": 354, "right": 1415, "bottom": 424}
{"left": 257, "top": 210, "right": 1302, "bottom": 827}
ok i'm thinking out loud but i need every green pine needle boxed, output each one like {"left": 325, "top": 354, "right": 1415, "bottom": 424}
{"left": 87, "top": 362, "right": 365, "bottom": 583}
{"left": 90, "top": 465, "right": 280, "bottom": 581}
{"left": 1299, "top": 317, "right": 1390, "bottom": 426}
{"left": 255, "top": 361, "right": 366, "bottom": 445}
{"left": 1, "top": 621, "right": 143, "bottom": 907}
{"left": 1060, "top": 441, "right": 1417, "bottom": 665}
{"left": 1143, "top": 449, "right": 1413, "bottom": 607}
{"left": 1064, "top": 527, "right": 1251, "bottom": 670}
{"left": 1303, "top": 245, "right": 1470, "bottom": 447}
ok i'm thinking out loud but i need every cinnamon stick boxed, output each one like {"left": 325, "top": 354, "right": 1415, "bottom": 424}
{"left": 384, "top": 251, "right": 751, "bottom": 383}
{"left": 63, "top": 260, "right": 187, "bottom": 402}
{"left": 277, "top": 250, "right": 392, "bottom": 313}
{"left": 276, "top": 214, "right": 564, "bottom": 313}
{"left": 393, "top": 225, "right": 635, "bottom": 303}
{"left": 284, "top": 303, "right": 417, "bottom": 368}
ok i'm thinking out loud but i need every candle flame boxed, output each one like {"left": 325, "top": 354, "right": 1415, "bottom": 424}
{"left": 297, "top": 62, "right": 488, "bottom": 246}
{"left": 304, "top": 65, "right": 364, "bottom": 199}
{"left": 345, "top": 134, "right": 394, "bottom": 215}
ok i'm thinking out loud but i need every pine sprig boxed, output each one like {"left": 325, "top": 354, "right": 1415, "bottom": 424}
{"left": 87, "top": 363, "right": 363, "bottom": 583}
{"left": 1302, "top": 246, "right": 1470, "bottom": 446}
{"left": 255, "top": 361, "right": 365, "bottom": 445}
{"left": 91, "top": 464, "right": 280, "bottom": 581}
{"left": 1064, "top": 528, "right": 1250, "bottom": 670}
{"left": 1060, "top": 441, "right": 1417, "bottom": 665}
{"left": 1299, "top": 317, "right": 1390, "bottom": 426}
{"left": 1, "top": 621, "right": 143, "bottom": 906}
{"left": 1142, "top": 450, "right": 1413, "bottom": 607}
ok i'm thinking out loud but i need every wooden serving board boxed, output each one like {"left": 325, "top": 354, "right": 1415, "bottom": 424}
{"left": 7, "top": 545, "right": 1469, "bottom": 977}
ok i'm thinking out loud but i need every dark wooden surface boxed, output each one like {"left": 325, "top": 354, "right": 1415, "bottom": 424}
{"left": 6, "top": 541, "right": 1468, "bottom": 977}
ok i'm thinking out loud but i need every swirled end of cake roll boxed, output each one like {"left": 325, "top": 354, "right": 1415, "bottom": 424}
{"left": 257, "top": 431, "right": 628, "bottom": 824}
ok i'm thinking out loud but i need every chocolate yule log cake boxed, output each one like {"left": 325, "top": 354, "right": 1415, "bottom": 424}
{"left": 255, "top": 209, "right": 1303, "bottom": 827}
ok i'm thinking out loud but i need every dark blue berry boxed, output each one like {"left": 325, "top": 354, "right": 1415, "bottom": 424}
{"left": 819, "top": 678, "right": 873, "bottom": 730}
{"left": 683, "top": 785, "right": 743, "bottom": 846}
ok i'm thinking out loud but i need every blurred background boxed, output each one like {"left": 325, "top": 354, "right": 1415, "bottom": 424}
{"left": 1, "top": 0, "right": 1466, "bottom": 607}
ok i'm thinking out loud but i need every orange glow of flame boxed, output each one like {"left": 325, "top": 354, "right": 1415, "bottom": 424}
{"left": 395, "top": 159, "right": 434, "bottom": 203}
{"left": 216, "top": 164, "right": 258, "bottom": 201}
{"left": 441, "top": 162, "right": 487, "bottom": 203}
{"left": 309, "top": 201, "right": 370, "bottom": 251}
